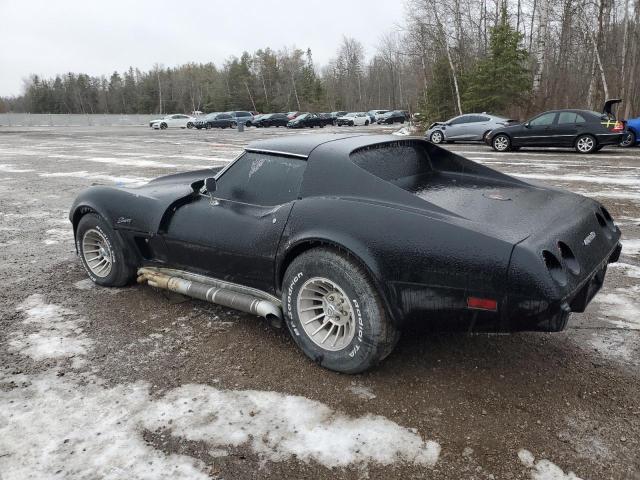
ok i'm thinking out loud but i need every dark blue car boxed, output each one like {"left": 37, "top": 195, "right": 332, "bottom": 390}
{"left": 621, "top": 116, "right": 640, "bottom": 147}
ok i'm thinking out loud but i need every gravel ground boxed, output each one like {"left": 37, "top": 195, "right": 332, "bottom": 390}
{"left": 0, "top": 124, "right": 639, "bottom": 479}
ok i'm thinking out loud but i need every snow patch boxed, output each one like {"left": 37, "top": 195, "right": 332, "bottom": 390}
{"left": 8, "top": 294, "right": 93, "bottom": 368}
{"left": 595, "top": 287, "right": 640, "bottom": 330}
{"left": 621, "top": 239, "right": 640, "bottom": 256}
{"left": 0, "top": 164, "right": 34, "bottom": 173}
{"left": 608, "top": 262, "right": 640, "bottom": 278}
{"left": 392, "top": 126, "right": 413, "bottom": 136}
{"left": 518, "top": 449, "right": 583, "bottom": 479}
{"left": 1, "top": 295, "right": 441, "bottom": 475}
{"left": 39, "top": 171, "right": 150, "bottom": 186}
{"left": 348, "top": 383, "right": 377, "bottom": 400}
{"left": 141, "top": 384, "right": 440, "bottom": 468}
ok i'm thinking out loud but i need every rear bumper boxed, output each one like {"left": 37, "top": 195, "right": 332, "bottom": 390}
{"left": 596, "top": 133, "right": 625, "bottom": 146}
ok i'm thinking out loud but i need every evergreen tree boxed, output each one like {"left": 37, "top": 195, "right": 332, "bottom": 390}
{"left": 463, "top": 7, "right": 531, "bottom": 114}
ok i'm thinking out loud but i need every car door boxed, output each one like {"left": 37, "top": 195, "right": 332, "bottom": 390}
{"left": 555, "top": 111, "right": 587, "bottom": 147}
{"left": 161, "top": 152, "right": 306, "bottom": 293}
{"left": 517, "top": 112, "right": 558, "bottom": 146}
{"left": 446, "top": 115, "right": 471, "bottom": 139}
{"left": 469, "top": 115, "right": 491, "bottom": 140}
{"left": 213, "top": 114, "right": 231, "bottom": 128}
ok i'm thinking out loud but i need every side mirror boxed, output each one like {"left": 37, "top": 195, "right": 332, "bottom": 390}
{"left": 524, "top": 122, "right": 530, "bottom": 128}
{"left": 205, "top": 177, "right": 217, "bottom": 194}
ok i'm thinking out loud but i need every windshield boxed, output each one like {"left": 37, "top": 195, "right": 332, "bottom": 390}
{"left": 296, "top": 114, "right": 309, "bottom": 120}
{"left": 345, "top": 113, "right": 356, "bottom": 117}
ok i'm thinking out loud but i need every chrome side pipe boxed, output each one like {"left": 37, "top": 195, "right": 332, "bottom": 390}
{"left": 137, "top": 267, "right": 283, "bottom": 323}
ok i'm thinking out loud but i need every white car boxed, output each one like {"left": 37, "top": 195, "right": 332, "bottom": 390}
{"left": 149, "top": 114, "right": 196, "bottom": 130}
{"left": 336, "top": 112, "right": 370, "bottom": 126}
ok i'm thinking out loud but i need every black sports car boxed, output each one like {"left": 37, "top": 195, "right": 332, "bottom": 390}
{"left": 286, "top": 113, "right": 327, "bottom": 129}
{"left": 486, "top": 101, "right": 626, "bottom": 153}
{"left": 253, "top": 113, "right": 289, "bottom": 128}
{"left": 70, "top": 134, "right": 621, "bottom": 373}
{"left": 377, "top": 110, "right": 406, "bottom": 124}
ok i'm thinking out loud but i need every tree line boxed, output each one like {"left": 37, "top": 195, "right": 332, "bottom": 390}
{"left": 1, "top": 0, "right": 638, "bottom": 122}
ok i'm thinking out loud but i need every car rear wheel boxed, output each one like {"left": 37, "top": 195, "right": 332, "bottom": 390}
{"left": 620, "top": 130, "right": 636, "bottom": 148}
{"left": 430, "top": 130, "right": 444, "bottom": 144}
{"left": 282, "top": 247, "right": 399, "bottom": 374}
{"left": 76, "top": 213, "right": 135, "bottom": 287}
{"left": 575, "top": 134, "right": 597, "bottom": 153}
{"left": 230, "top": 122, "right": 237, "bottom": 129}
{"left": 186, "top": 122, "right": 194, "bottom": 129}
{"left": 492, "top": 134, "right": 511, "bottom": 152}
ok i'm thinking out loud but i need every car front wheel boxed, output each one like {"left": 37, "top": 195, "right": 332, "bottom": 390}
{"left": 160, "top": 122, "right": 167, "bottom": 130}
{"left": 575, "top": 134, "right": 597, "bottom": 153}
{"left": 186, "top": 122, "right": 194, "bottom": 129}
{"left": 492, "top": 134, "right": 511, "bottom": 152}
{"left": 620, "top": 130, "right": 636, "bottom": 148}
{"left": 76, "top": 213, "right": 135, "bottom": 287}
{"left": 282, "top": 247, "right": 399, "bottom": 374}
{"left": 430, "top": 130, "right": 444, "bottom": 144}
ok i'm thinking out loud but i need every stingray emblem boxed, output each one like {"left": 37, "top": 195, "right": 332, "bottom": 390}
{"left": 583, "top": 231, "right": 596, "bottom": 246}
{"left": 116, "top": 217, "right": 132, "bottom": 224}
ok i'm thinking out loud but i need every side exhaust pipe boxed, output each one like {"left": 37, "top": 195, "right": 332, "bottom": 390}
{"left": 137, "top": 267, "right": 283, "bottom": 324}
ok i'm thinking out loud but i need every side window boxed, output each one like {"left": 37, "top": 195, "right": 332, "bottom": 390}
{"left": 558, "top": 112, "right": 577, "bottom": 124}
{"left": 476, "top": 116, "right": 490, "bottom": 122}
{"left": 449, "top": 116, "right": 468, "bottom": 125}
{"left": 215, "top": 153, "right": 306, "bottom": 206}
{"left": 529, "top": 112, "right": 556, "bottom": 126}
{"left": 575, "top": 113, "right": 586, "bottom": 124}
{"left": 219, "top": 114, "right": 231, "bottom": 119}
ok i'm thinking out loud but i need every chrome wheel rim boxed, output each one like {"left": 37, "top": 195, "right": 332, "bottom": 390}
{"left": 431, "top": 132, "right": 442, "bottom": 143}
{"left": 620, "top": 133, "right": 633, "bottom": 147}
{"left": 297, "top": 277, "right": 356, "bottom": 352}
{"left": 494, "top": 136, "right": 508, "bottom": 151}
{"left": 82, "top": 228, "right": 113, "bottom": 278}
{"left": 577, "top": 137, "right": 594, "bottom": 152}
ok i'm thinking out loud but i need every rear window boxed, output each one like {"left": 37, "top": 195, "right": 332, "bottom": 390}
{"left": 558, "top": 112, "right": 587, "bottom": 124}
{"left": 351, "top": 142, "right": 433, "bottom": 182}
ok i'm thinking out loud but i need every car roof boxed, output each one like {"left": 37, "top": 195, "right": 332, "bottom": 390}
{"left": 245, "top": 134, "right": 405, "bottom": 159}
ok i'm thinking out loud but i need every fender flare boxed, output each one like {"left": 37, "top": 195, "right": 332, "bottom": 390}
{"left": 275, "top": 236, "right": 402, "bottom": 326}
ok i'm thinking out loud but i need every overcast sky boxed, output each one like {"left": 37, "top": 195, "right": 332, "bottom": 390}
{"left": 0, "top": 0, "right": 406, "bottom": 96}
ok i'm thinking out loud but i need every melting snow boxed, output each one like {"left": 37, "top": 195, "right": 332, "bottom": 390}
{"left": 518, "top": 449, "right": 583, "bottom": 480}
{"left": 8, "top": 294, "right": 93, "bottom": 368}
{"left": 0, "top": 294, "right": 441, "bottom": 477}
{"left": 621, "top": 239, "right": 640, "bottom": 256}
{"left": 348, "top": 383, "right": 377, "bottom": 400}
{"left": 39, "top": 171, "right": 151, "bottom": 186}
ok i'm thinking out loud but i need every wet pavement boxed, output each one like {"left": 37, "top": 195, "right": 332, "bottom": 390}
{"left": 0, "top": 125, "right": 639, "bottom": 479}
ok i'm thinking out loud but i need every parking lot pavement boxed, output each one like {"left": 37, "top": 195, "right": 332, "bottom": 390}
{"left": 0, "top": 125, "right": 639, "bottom": 479}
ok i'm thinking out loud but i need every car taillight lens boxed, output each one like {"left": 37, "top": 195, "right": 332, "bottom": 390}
{"left": 611, "top": 121, "right": 624, "bottom": 132}
{"left": 467, "top": 297, "right": 498, "bottom": 311}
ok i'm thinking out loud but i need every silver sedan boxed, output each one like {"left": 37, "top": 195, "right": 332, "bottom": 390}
{"left": 425, "top": 113, "right": 515, "bottom": 144}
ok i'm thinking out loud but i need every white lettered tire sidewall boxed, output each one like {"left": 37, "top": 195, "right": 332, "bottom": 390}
{"left": 282, "top": 248, "right": 395, "bottom": 374}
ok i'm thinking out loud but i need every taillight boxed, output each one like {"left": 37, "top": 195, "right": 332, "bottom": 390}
{"left": 467, "top": 297, "right": 498, "bottom": 311}
{"left": 611, "top": 121, "right": 624, "bottom": 133}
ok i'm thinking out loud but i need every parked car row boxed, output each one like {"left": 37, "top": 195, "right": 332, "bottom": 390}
{"left": 148, "top": 108, "right": 412, "bottom": 132}
{"left": 425, "top": 99, "right": 633, "bottom": 153}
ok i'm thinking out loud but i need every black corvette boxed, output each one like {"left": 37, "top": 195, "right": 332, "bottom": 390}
{"left": 70, "top": 134, "right": 621, "bottom": 373}
{"left": 486, "top": 104, "right": 626, "bottom": 153}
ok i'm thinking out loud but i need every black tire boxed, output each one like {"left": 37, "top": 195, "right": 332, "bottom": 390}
{"left": 230, "top": 122, "right": 237, "bottom": 129}
{"left": 349, "top": 121, "right": 354, "bottom": 126}
{"left": 186, "top": 122, "right": 194, "bottom": 129}
{"left": 160, "top": 122, "right": 167, "bottom": 130}
{"left": 76, "top": 213, "right": 135, "bottom": 287}
{"left": 429, "top": 130, "right": 444, "bottom": 144}
{"left": 245, "top": 121, "right": 251, "bottom": 127}
{"left": 365, "top": 120, "right": 369, "bottom": 126}
{"left": 282, "top": 247, "right": 399, "bottom": 374}
{"left": 620, "top": 130, "right": 636, "bottom": 148}
{"left": 492, "top": 133, "right": 511, "bottom": 152}
{"left": 575, "top": 134, "right": 597, "bottom": 154}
